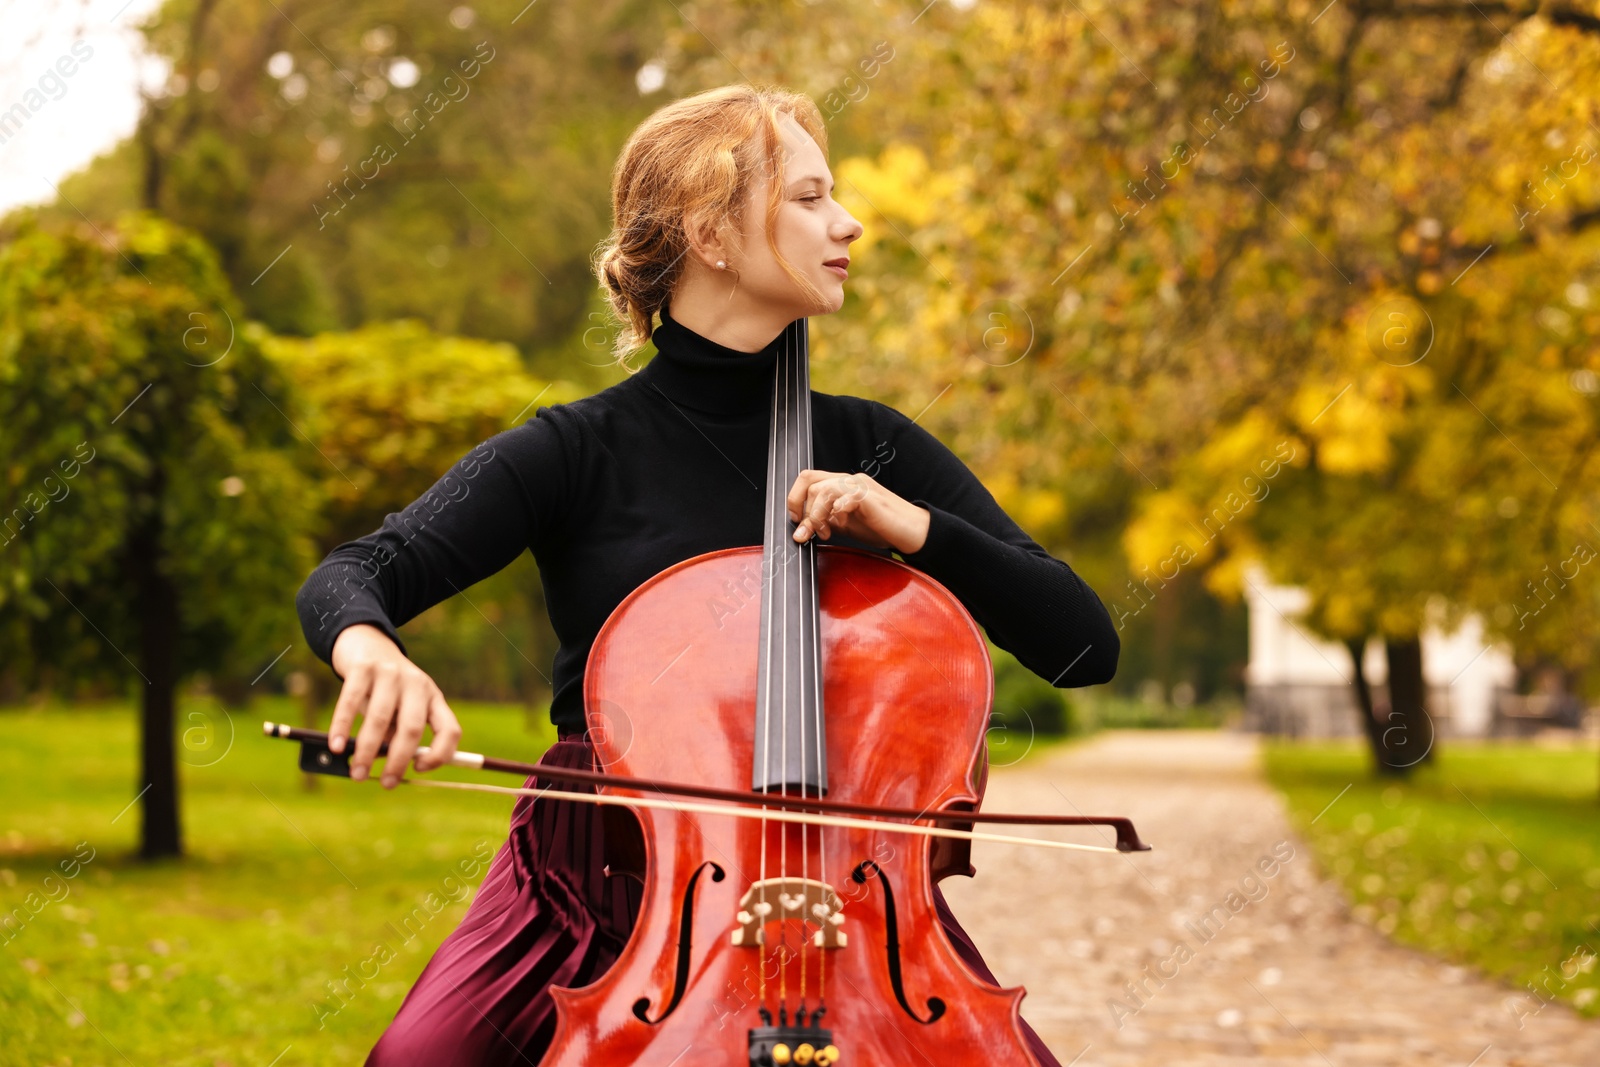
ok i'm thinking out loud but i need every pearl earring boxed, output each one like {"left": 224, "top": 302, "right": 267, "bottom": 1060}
{"left": 715, "top": 260, "right": 726, "bottom": 270}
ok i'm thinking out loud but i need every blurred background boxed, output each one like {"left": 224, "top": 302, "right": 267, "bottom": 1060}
{"left": 1, "top": 0, "right": 1597, "bottom": 1063}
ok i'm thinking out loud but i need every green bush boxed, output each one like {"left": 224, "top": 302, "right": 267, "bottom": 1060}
{"left": 1079, "top": 693, "right": 1237, "bottom": 730}
{"left": 989, "top": 643, "right": 1078, "bottom": 737}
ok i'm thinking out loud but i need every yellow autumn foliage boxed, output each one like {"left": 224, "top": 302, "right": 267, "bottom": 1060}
{"left": 835, "top": 143, "right": 965, "bottom": 236}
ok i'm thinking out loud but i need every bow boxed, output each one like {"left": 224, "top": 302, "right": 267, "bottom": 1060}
{"left": 263, "top": 721, "right": 1151, "bottom": 856}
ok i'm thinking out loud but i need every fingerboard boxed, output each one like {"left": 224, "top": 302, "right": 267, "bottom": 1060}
{"left": 751, "top": 317, "right": 828, "bottom": 796}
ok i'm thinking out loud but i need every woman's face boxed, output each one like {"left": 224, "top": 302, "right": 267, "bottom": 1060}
{"left": 728, "top": 114, "right": 863, "bottom": 317}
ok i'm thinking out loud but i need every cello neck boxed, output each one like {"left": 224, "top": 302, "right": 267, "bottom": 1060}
{"left": 752, "top": 317, "right": 828, "bottom": 795}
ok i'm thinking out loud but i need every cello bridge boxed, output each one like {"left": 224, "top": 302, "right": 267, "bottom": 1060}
{"left": 731, "top": 877, "right": 846, "bottom": 949}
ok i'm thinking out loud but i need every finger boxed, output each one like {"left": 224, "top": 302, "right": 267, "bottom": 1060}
{"left": 328, "top": 667, "right": 375, "bottom": 754}
{"left": 802, "top": 478, "right": 845, "bottom": 536}
{"left": 791, "top": 480, "right": 817, "bottom": 540}
{"left": 806, "top": 480, "right": 849, "bottom": 533}
{"left": 787, "top": 469, "right": 831, "bottom": 522}
{"left": 351, "top": 663, "right": 401, "bottom": 781}
{"left": 793, "top": 480, "right": 831, "bottom": 541}
{"left": 383, "top": 677, "right": 431, "bottom": 788}
{"left": 804, "top": 477, "right": 875, "bottom": 543}
{"left": 812, "top": 503, "right": 835, "bottom": 540}
{"left": 415, "top": 692, "right": 462, "bottom": 771}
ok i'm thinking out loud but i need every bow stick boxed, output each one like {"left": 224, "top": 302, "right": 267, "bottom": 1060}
{"left": 263, "top": 722, "right": 1151, "bottom": 855}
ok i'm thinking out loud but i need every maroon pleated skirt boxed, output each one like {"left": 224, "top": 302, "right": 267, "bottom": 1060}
{"left": 366, "top": 737, "right": 1062, "bottom": 1066}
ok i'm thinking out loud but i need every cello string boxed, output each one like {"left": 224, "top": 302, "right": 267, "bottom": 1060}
{"left": 802, "top": 318, "right": 827, "bottom": 1009}
{"left": 777, "top": 316, "right": 793, "bottom": 1014}
{"left": 794, "top": 322, "right": 808, "bottom": 1012}
{"left": 780, "top": 315, "right": 800, "bottom": 1011}
{"left": 798, "top": 316, "right": 816, "bottom": 1010}
{"left": 756, "top": 315, "right": 782, "bottom": 1014}
{"left": 781, "top": 331, "right": 803, "bottom": 1012}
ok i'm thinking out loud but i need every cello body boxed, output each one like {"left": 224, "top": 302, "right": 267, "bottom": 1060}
{"left": 543, "top": 544, "right": 1045, "bottom": 1065}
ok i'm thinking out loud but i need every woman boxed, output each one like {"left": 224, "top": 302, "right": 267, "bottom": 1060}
{"left": 296, "top": 84, "right": 1118, "bottom": 1066}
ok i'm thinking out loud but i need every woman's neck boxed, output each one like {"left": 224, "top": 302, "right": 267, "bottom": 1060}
{"left": 664, "top": 283, "right": 796, "bottom": 353}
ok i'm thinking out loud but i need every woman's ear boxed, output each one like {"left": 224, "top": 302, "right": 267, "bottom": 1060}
{"left": 683, "top": 207, "right": 732, "bottom": 270}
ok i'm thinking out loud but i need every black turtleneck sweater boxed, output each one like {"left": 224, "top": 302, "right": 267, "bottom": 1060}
{"left": 295, "top": 304, "right": 1119, "bottom": 732}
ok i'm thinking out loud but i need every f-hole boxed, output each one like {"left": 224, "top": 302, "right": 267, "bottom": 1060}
{"left": 633, "top": 860, "right": 724, "bottom": 1025}
{"left": 851, "top": 859, "right": 946, "bottom": 1025}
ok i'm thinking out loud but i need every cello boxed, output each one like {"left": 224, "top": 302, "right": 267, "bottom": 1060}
{"left": 269, "top": 314, "right": 1149, "bottom": 1064}
{"left": 547, "top": 314, "right": 1115, "bottom": 1065}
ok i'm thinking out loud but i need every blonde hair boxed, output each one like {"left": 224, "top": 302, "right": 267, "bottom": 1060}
{"left": 591, "top": 84, "right": 830, "bottom": 365}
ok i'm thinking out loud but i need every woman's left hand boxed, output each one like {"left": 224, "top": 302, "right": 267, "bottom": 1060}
{"left": 786, "top": 469, "right": 931, "bottom": 554}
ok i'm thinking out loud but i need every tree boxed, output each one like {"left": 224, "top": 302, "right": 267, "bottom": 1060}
{"left": 0, "top": 212, "right": 320, "bottom": 857}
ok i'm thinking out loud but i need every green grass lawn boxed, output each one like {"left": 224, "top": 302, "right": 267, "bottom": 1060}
{"left": 1264, "top": 739, "right": 1600, "bottom": 1020}
{"left": 1, "top": 697, "right": 559, "bottom": 1067}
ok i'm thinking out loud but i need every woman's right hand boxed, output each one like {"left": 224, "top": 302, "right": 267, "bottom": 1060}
{"left": 329, "top": 623, "right": 462, "bottom": 789}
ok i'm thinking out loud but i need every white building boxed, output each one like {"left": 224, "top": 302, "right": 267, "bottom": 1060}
{"left": 1241, "top": 562, "right": 1518, "bottom": 739}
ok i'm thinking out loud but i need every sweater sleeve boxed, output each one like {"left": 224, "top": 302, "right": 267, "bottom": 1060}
{"left": 294, "top": 409, "right": 578, "bottom": 675}
{"left": 867, "top": 401, "right": 1119, "bottom": 688}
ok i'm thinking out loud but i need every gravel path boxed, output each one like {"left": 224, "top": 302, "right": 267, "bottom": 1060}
{"left": 937, "top": 730, "right": 1600, "bottom": 1067}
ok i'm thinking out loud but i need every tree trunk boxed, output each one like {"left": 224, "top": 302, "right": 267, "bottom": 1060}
{"left": 136, "top": 0, "right": 222, "bottom": 212}
{"left": 137, "top": 114, "right": 164, "bottom": 213}
{"left": 132, "top": 519, "right": 183, "bottom": 859}
{"left": 1344, "top": 637, "right": 1392, "bottom": 769}
{"left": 1380, "top": 636, "right": 1436, "bottom": 773}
